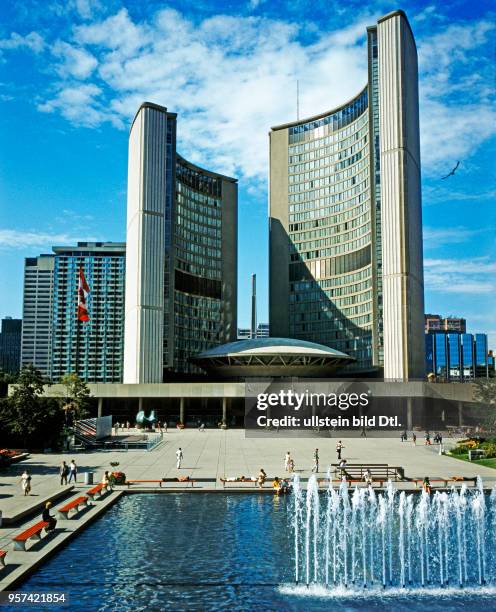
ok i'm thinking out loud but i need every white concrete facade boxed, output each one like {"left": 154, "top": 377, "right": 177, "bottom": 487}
{"left": 123, "top": 105, "right": 168, "bottom": 383}
{"left": 378, "top": 12, "right": 425, "bottom": 381}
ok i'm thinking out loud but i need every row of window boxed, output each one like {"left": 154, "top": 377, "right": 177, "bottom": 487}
{"left": 290, "top": 220, "right": 370, "bottom": 252}
{"left": 289, "top": 179, "right": 369, "bottom": 208}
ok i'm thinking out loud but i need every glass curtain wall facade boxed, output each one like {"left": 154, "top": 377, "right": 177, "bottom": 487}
{"left": 123, "top": 103, "right": 238, "bottom": 383}
{"left": 21, "top": 255, "right": 55, "bottom": 378}
{"left": 426, "top": 331, "right": 489, "bottom": 380}
{"left": 269, "top": 10, "right": 425, "bottom": 380}
{"left": 50, "top": 243, "right": 125, "bottom": 383}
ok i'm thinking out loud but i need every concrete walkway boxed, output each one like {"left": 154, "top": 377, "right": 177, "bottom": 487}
{"left": 1, "top": 430, "right": 494, "bottom": 518}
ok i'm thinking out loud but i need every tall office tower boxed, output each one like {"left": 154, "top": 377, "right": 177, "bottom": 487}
{"left": 269, "top": 10, "right": 424, "bottom": 380}
{"left": 0, "top": 317, "right": 22, "bottom": 374}
{"left": 21, "top": 254, "right": 55, "bottom": 378}
{"left": 49, "top": 242, "right": 125, "bottom": 383}
{"left": 124, "top": 103, "right": 238, "bottom": 383}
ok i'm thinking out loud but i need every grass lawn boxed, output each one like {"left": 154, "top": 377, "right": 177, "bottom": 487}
{"left": 449, "top": 452, "right": 496, "bottom": 469}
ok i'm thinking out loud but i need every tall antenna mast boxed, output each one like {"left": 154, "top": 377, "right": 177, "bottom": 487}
{"left": 296, "top": 79, "right": 300, "bottom": 120}
{"left": 251, "top": 274, "right": 257, "bottom": 339}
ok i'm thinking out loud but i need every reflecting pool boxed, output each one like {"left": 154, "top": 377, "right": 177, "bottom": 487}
{"left": 14, "top": 490, "right": 496, "bottom": 611}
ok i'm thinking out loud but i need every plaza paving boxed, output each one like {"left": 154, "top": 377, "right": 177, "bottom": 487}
{"left": 0, "top": 428, "right": 494, "bottom": 589}
{"left": 1, "top": 428, "right": 495, "bottom": 521}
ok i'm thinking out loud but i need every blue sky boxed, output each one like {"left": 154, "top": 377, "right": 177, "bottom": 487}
{"left": 0, "top": 0, "right": 495, "bottom": 346}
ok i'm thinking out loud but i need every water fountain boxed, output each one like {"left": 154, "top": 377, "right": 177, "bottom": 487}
{"left": 290, "top": 475, "right": 495, "bottom": 591}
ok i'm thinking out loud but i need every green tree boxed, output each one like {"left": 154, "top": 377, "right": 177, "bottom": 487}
{"left": 60, "top": 373, "right": 92, "bottom": 424}
{"left": 1, "top": 365, "right": 63, "bottom": 449}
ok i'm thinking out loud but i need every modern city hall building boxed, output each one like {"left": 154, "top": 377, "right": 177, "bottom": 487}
{"left": 123, "top": 103, "right": 238, "bottom": 383}
{"left": 269, "top": 10, "right": 425, "bottom": 381}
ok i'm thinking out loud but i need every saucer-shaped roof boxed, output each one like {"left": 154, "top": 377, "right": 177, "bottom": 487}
{"left": 191, "top": 337, "right": 354, "bottom": 378}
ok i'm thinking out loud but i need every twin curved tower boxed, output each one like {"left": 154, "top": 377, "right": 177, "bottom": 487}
{"left": 123, "top": 10, "right": 425, "bottom": 383}
{"left": 269, "top": 10, "right": 425, "bottom": 380}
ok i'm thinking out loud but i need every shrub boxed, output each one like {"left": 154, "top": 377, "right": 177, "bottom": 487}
{"left": 481, "top": 443, "right": 496, "bottom": 459}
{"left": 109, "top": 471, "right": 126, "bottom": 485}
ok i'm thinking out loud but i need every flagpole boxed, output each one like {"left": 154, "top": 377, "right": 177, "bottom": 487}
{"left": 75, "top": 316, "right": 80, "bottom": 376}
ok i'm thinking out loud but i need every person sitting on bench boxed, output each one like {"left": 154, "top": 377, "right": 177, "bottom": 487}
{"left": 42, "top": 502, "right": 57, "bottom": 532}
{"left": 363, "top": 469, "right": 373, "bottom": 485}
{"left": 257, "top": 468, "right": 266, "bottom": 488}
{"left": 422, "top": 476, "right": 432, "bottom": 494}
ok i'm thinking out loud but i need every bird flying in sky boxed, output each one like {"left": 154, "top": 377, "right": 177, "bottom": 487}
{"left": 441, "top": 161, "right": 460, "bottom": 180}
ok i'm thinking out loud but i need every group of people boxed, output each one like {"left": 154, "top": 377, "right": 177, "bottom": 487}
{"left": 59, "top": 460, "right": 78, "bottom": 485}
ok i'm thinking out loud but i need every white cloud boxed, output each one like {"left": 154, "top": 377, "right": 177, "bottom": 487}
{"left": 418, "top": 20, "right": 496, "bottom": 172}
{"left": 4, "top": 9, "right": 496, "bottom": 185}
{"left": 53, "top": 42, "right": 98, "bottom": 79}
{"left": 74, "top": 0, "right": 102, "bottom": 20}
{"left": 423, "top": 226, "right": 490, "bottom": 247}
{"left": 424, "top": 256, "right": 496, "bottom": 294}
{"left": 0, "top": 32, "right": 44, "bottom": 53}
{"left": 0, "top": 229, "right": 97, "bottom": 250}
{"left": 37, "top": 82, "right": 122, "bottom": 128}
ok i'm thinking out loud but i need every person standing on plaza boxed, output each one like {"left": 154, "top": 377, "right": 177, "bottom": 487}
{"left": 60, "top": 461, "right": 69, "bottom": 485}
{"left": 285, "top": 451, "right": 291, "bottom": 472}
{"left": 176, "top": 447, "right": 183, "bottom": 469}
{"left": 425, "top": 431, "right": 431, "bottom": 445}
{"left": 20, "top": 470, "right": 31, "bottom": 496}
{"left": 126, "top": 421, "right": 130, "bottom": 431}
{"left": 412, "top": 432, "right": 417, "bottom": 445}
{"left": 336, "top": 441, "right": 344, "bottom": 461}
{"left": 68, "top": 459, "right": 77, "bottom": 483}
{"left": 312, "top": 448, "right": 319, "bottom": 473}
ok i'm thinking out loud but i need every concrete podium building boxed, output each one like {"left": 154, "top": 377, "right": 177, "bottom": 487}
{"left": 124, "top": 103, "right": 238, "bottom": 383}
{"left": 269, "top": 10, "right": 425, "bottom": 381}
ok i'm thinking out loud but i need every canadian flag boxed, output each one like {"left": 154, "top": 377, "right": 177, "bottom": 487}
{"left": 77, "top": 267, "right": 90, "bottom": 322}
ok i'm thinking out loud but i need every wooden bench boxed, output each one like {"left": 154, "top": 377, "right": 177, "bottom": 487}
{"left": 220, "top": 478, "right": 272, "bottom": 488}
{"left": 0, "top": 550, "right": 7, "bottom": 567}
{"left": 318, "top": 478, "right": 384, "bottom": 488}
{"left": 330, "top": 464, "right": 405, "bottom": 481}
{"left": 411, "top": 477, "right": 477, "bottom": 489}
{"left": 126, "top": 480, "right": 163, "bottom": 488}
{"left": 12, "top": 521, "right": 49, "bottom": 551}
{"left": 86, "top": 483, "right": 108, "bottom": 501}
{"left": 162, "top": 478, "right": 196, "bottom": 487}
{"left": 57, "top": 496, "right": 88, "bottom": 519}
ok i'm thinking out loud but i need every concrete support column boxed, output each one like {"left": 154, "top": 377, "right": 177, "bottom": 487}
{"left": 406, "top": 397, "right": 413, "bottom": 431}
{"left": 138, "top": 397, "right": 143, "bottom": 411}
{"left": 222, "top": 397, "right": 227, "bottom": 426}
{"left": 180, "top": 397, "right": 185, "bottom": 425}
{"left": 458, "top": 401, "right": 463, "bottom": 427}
{"left": 97, "top": 398, "right": 103, "bottom": 418}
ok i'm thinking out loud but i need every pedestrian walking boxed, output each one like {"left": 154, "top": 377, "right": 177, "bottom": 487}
{"left": 284, "top": 451, "right": 291, "bottom": 472}
{"left": 412, "top": 432, "right": 417, "bottom": 445}
{"left": 126, "top": 421, "right": 130, "bottom": 431}
{"left": 20, "top": 470, "right": 31, "bottom": 496}
{"left": 336, "top": 440, "right": 344, "bottom": 460}
{"left": 60, "top": 461, "right": 69, "bottom": 485}
{"left": 424, "top": 431, "right": 431, "bottom": 445}
{"left": 312, "top": 448, "right": 319, "bottom": 473}
{"left": 68, "top": 459, "right": 77, "bottom": 483}
{"left": 176, "top": 447, "right": 183, "bottom": 469}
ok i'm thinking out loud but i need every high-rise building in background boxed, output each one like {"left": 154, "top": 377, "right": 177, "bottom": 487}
{"left": 50, "top": 242, "right": 125, "bottom": 383}
{"left": 426, "top": 332, "right": 489, "bottom": 381}
{"left": 20, "top": 243, "right": 125, "bottom": 382}
{"left": 238, "top": 323, "right": 270, "bottom": 340}
{"left": 269, "top": 10, "right": 424, "bottom": 380}
{"left": 21, "top": 254, "right": 55, "bottom": 378}
{"left": 0, "top": 317, "right": 22, "bottom": 374}
{"left": 425, "top": 314, "right": 466, "bottom": 334}
{"left": 123, "top": 103, "right": 238, "bottom": 383}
